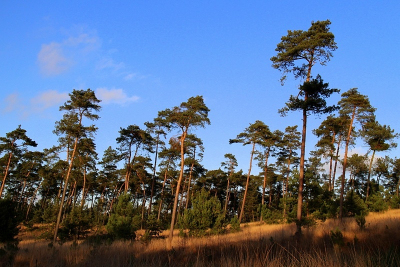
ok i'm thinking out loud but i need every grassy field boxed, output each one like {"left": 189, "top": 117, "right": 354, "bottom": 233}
{"left": 6, "top": 210, "right": 400, "bottom": 266}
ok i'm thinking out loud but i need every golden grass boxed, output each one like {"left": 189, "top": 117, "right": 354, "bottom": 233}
{"left": 8, "top": 210, "right": 400, "bottom": 267}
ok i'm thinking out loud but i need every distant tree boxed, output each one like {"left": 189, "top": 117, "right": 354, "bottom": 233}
{"left": 361, "top": 119, "right": 398, "bottom": 199}
{"left": 313, "top": 115, "right": 348, "bottom": 192}
{"left": 276, "top": 126, "right": 300, "bottom": 218}
{"left": 338, "top": 88, "right": 375, "bottom": 220}
{"left": 158, "top": 96, "right": 210, "bottom": 246}
{"left": 346, "top": 153, "right": 368, "bottom": 193}
{"left": 230, "top": 120, "right": 270, "bottom": 223}
{"left": 373, "top": 156, "right": 391, "bottom": 188}
{"left": 116, "top": 125, "right": 153, "bottom": 193}
{"left": 0, "top": 126, "right": 37, "bottom": 198}
{"left": 144, "top": 118, "right": 168, "bottom": 215}
{"left": 221, "top": 153, "right": 238, "bottom": 214}
{"left": 183, "top": 134, "right": 204, "bottom": 210}
{"left": 254, "top": 127, "right": 280, "bottom": 208}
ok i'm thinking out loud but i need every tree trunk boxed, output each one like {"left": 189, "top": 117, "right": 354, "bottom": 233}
{"left": 332, "top": 134, "right": 342, "bottom": 197}
{"left": 168, "top": 131, "right": 187, "bottom": 246}
{"left": 0, "top": 152, "right": 13, "bottom": 198}
{"left": 53, "top": 134, "right": 79, "bottom": 243}
{"left": 158, "top": 163, "right": 170, "bottom": 220}
{"left": 366, "top": 150, "right": 376, "bottom": 201}
{"left": 296, "top": 95, "right": 308, "bottom": 234}
{"left": 185, "top": 161, "right": 195, "bottom": 210}
{"left": 239, "top": 142, "right": 255, "bottom": 223}
{"left": 339, "top": 107, "right": 356, "bottom": 221}
{"left": 149, "top": 134, "right": 160, "bottom": 215}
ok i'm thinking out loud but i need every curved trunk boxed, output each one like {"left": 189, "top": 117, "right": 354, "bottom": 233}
{"left": 168, "top": 131, "right": 187, "bottom": 245}
{"left": 239, "top": 142, "right": 255, "bottom": 223}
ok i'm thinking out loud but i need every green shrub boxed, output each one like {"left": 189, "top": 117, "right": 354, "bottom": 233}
{"left": 229, "top": 216, "right": 241, "bottom": 233}
{"left": 366, "top": 193, "right": 388, "bottom": 212}
{"left": 261, "top": 206, "right": 283, "bottom": 224}
{"left": 106, "top": 193, "right": 138, "bottom": 240}
{"left": 330, "top": 228, "right": 344, "bottom": 247}
{"left": 344, "top": 190, "right": 368, "bottom": 216}
{"left": 58, "top": 207, "right": 91, "bottom": 241}
{"left": 355, "top": 212, "right": 366, "bottom": 230}
{"left": 179, "top": 189, "right": 225, "bottom": 237}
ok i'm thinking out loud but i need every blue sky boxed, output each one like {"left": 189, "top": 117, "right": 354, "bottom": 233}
{"left": 1, "top": 1, "right": 400, "bottom": 174}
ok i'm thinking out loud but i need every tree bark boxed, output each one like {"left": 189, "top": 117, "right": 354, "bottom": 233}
{"left": 239, "top": 142, "right": 255, "bottom": 223}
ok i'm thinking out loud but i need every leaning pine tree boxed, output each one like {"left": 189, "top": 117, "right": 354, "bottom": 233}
{"left": 158, "top": 96, "right": 210, "bottom": 247}
{"left": 53, "top": 89, "right": 101, "bottom": 243}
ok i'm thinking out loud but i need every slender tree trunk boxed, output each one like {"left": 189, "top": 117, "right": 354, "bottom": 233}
{"left": 53, "top": 134, "right": 79, "bottom": 243}
{"left": 0, "top": 152, "right": 13, "bottom": 198}
{"left": 239, "top": 142, "right": 255, "bottom": 223}
{"left": 340, "top": 107, "right": 356, "bottom": 221}
{"left": 332, "top": 134, "right": 342, "bottom": 197}
{"left": 168, "top": 131, "right": 187, "bottom": 246}
{"left": 185, "top": 161, "right": 195, "bottom": 210}
{"left": 296, "top": 95, "right": 308, "bottom": 234}
{"left": 158, "top": 163, "right": 170, "bottom": 220}
{"left": 224, "top": 170, "right": 233, "bottom": 213}
{"left": 26, "top": 180, "right": 42, "bottom": 220}
{"left": 283, "top": 154, "right": 292, "bottom": 220}
{"left": 149, "top": 135, "right": 160, "bottom": 215}
{"left": 260, "top": 150, "right": 270, "bottom": 222}
{"left": 366, "top": 150, "right": 376, "bottom": 201}
{"left": 81, "top": 166, "right": 87, "bottom": 208}
{"left": 328, "top": 133, "right": 336, "bottom": 191}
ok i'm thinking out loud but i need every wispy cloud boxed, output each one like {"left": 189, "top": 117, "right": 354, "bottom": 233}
{"left": 37, "top": 31, "right": 100, "bottom": 76}
{"left": 30, "top": 90, "right": 69, "bottom": 111}
{"left": 37, "top": 42, "right": 71, "bottom": 76}
{"left": 2, "top": 90, "right": 69, "bottom": 119}
{"left": 2, "top": 93, "right": 21, "bottom": 113}
{"left": 96, "top": 88, "right": 139, "bottom": 105}
{"left": 96, "top": 58, "right": 125, "bottom": 72}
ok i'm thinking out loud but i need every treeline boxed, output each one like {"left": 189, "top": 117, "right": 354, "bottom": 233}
{"left": 0, "top": 20, "right": 399, "bottom": 244}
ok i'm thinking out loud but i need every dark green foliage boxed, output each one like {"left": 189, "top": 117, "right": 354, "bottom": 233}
{"left": 229, "top": 216, "right": 241, "bottom": 233}
{"left": 330, "top": 228, "right": 344, "bottom": 247}
{"left": 179, "top": 189, "right": 225, "bottom": 237}
{"left": 355, "top": 212, "right": 366, "bottom": 230}
{"left": 0, "top": 199, "right": 20, "bottom": 242}
{"left": 271, "top": 20, "right": 337, "bottom": 83}
{"left": 366, "top": 193, "right": 388, "bottom": 212}
{"left": 143, "top": 214, "right": 163, "bottom": 238}
{"left": 261, "top": 206, "right": 283, "bottom": 224}
{"left": 106, "top": 193, "right": 139, "bottom": 240}
{"left": 41, "top": 202, "right": 59, "bottom": 223}
{"left": 388, "top": 195, "right": 400, "bottom": 209}
{"left": 58, "top": 207, "right": 91, "bottom": 241}
{"left": 344, "top": 190, "right": 368, "bottom": 216}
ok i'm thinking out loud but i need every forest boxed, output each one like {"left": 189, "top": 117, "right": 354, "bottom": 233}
{"left": 1, "top": 20, "right": 400, "bottom": 266}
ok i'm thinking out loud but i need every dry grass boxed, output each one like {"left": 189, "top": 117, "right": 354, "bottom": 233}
{"left": 7, "top": 210, "right": 400, "bottom": 266}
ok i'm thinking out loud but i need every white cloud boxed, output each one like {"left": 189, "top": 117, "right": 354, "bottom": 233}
{"left": 2, "top": 93, "right": 21, "bottom": 113}
{"left": 37, "top": 42, "right": 71, "bottom": 76}
{"left": 30, "top": 90, "right": 69, "bottom": 111}
{"left": 37, "top": 30, "right": 100, "bottom": 76}
{"left": 96, "top": 88, "right": 139, "bottom": 105}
